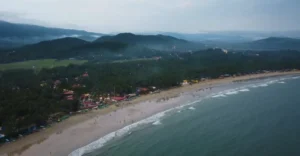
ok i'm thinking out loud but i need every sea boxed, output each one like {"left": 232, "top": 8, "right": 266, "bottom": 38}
{"left": 72, "top": 75, "right": 300, "bottom": 156}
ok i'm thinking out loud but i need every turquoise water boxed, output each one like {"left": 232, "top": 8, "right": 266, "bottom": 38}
{"left": 84, "top": 76, "right": 300, "bottom": 156}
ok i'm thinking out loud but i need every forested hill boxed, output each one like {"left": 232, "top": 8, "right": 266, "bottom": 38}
{"left": 0, "top": 20, "right": 103, "bottom": 48}
{"left": 95, "top": 33, "right": 205, "bottom": 51}
{"left": 0, "top": 20, "right": 102, "bottom": 38}
{"left": 0, "top": 37, "right": 164, "bottom": 63}
{"left": 95, "top": 33, "right": 188, "bottom": 44}
{"left": 0, "top": 38, "right": 88, "bottom": 62}
{"left": 0, "top": 33, "right": 207, "bottom": 63}
{"left": 248, "top": 37, "right": 300, "bottom": 50}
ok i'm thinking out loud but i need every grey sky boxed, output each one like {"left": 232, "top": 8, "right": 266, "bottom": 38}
{"left": 0, "top": 0, "right": 299, "bottom": 33}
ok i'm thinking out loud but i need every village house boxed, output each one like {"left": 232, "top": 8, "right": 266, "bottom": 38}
{"left": 111, "top": 96, "right": 126, "bottom": 102}
{"left": 63, "top": 90, "right": 74, "bottom": 100}
{"left": 182, "top": 80, "right": 189, "bottom": 85}
{"left": 82, "top": 72, "right": 89, "bottom": 77}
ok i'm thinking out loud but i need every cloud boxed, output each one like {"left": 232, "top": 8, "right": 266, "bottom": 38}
{"left": 0, "top": 0, "right": 299, "bottom": 33}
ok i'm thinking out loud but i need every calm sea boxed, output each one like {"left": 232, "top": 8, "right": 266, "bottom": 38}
{"left": 83, "top": 75, "right": 300, "bottom": 156}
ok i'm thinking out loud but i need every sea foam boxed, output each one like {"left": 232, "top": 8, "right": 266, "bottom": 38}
{"left": 189, "top": 107, "right": 196, "bottom": 110}
{"left": 258, "top": 84, "right": 268, "bottom": 87}
{"left": 239, "top": 88, "right": 250, "bottom": 92}
{"left": 153, "top": 120, "right": 162, "bottom": 125}
{"left": 225, "top": 91, "right": 239, "bottom": 95}
{"left": 212, "top": 94, "right": 227, "bottom": 98}
{"left": 69, "top": 99, "right": 203, "bottom": 156}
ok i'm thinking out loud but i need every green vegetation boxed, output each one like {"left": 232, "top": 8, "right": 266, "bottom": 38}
{"left": 1, "top": 32, "right": 300, "bottom": 142}
{"left": 112, "top": 57, "right": 160, "bottom": 63}
{"left": 0, "top": 59, "right": 87, "bottom": 71}
{"left": 1, "top": 49, "right": 300, "bottom": 141}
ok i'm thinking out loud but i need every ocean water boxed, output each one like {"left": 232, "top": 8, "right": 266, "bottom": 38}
{"left": 80, "top": 75, "right": 300, "bottom": 156}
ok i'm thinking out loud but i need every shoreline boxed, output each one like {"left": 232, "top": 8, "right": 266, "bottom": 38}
{"left": 1, "top": 71, "right": 300, "bottom": 156}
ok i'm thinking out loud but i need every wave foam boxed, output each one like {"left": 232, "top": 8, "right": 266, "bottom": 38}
{"left": 212, "top": 94, "right": 227, "bottom": 98}
{"left": 152, "top": 120, "right": 162, "bottom": 125}
{"left": 278, "top": 81, "right": 286, "bottom": 84}
{"left": 258, "top": 84, "right": 268, "bottom": 87}
{"left": 239, "top": 88, "right": 250, "bottom": 92}
{"left": 188, "top": 107, "right": 195, "bottom": 110}
{"left": 69, "top": 99, "right": 203, "bottom": 156}
{"left": 69, "top": 111, "right": 167, "bottom": 156}
{"left": 225, "top": 91, "right": 239, "bottom": 95}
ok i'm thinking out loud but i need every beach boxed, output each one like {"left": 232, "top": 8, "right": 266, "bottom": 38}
{"left": 1, "top": 71, "right": 300, "bottom": 156}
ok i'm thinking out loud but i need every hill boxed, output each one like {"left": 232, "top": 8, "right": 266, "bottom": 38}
{"left": 0, "top": 20, "right": 102, "bottom": 38}
{"left": 0, "top": 20, "right": 103, "bottom": 48}
{"left": 94, "top": 33, "right": 204, "bottom": 51}
{"left": 248, "top": 37, "right": 300, "bottom": 50}
{"left": 0, "top": 37, "right": 165, "bottom": 63}
{"left": 0, "top": 38, "right": 88, "bottom": 62}
{"left": 203, "top": 37, "right": 300, "bottom": 51}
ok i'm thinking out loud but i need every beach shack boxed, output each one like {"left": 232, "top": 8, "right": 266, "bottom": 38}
{"left": 136, "top": 87, "right": 149, "bottom": 95}
{"left": 182, "top": 80, "right": 189, "bottom": 85}
{"left": 82, "top": 72, "right": 89, "bottom": 77}
{"left": 82, "top": 101, "right": 98, "bottom": 109}
{"left": 63, "top": 90, "right": 74, "bottom": 100}
{"left": 111, "top": 96, "right": 126, "bottom": 102}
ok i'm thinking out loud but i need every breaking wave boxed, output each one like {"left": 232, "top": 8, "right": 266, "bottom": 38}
{"left": 69, "top": 74, "right": 300, "bottom": 156}
{"left": 258, "top": 84, "right": 268, "bottom": 87}
{"left": 189, "top": 107, "right": 196, "bottom": 110}
{"left": 69, "top": 99, "right": 203, "bottom": 156}
{"left": 212, "top": 94, "right": 227, "bottom": 98}
{"left": 152, "top": 120, "right": 162, "bottom": 125}
{"left": 239, "top": 88, "right": 250, "bottom": 92}
{"left": 225, "top": 91, "right": 239, "bottom": 95}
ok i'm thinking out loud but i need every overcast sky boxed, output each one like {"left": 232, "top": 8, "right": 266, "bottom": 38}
{"left": 0, "top": 0, "right": 299, "bottom": 33}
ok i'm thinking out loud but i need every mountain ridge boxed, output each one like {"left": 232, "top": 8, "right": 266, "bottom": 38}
{"left": 95, "top": 33, "right": 204, "bottom": 51}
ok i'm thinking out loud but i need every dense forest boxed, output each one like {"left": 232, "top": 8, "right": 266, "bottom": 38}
{"left": 1, "top": 48, "right": 300, "bottom": 141}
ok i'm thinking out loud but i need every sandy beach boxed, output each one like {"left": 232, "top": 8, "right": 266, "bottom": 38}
{"left": 1, "top": 71, "right": 300, "bottom": 156}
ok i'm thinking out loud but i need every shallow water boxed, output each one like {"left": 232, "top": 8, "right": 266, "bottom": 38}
{"left": 80, "top": 75, "right": 300, "bottom": 156}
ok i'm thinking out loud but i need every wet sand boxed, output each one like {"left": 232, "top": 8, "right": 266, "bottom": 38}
{"left": 0, "top": 71, "right": 300, "bottom": 156}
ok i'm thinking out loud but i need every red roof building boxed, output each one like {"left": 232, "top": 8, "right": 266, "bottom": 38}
{"left": 66, "top": 95, "right": 74, "bottom": 100}
{"left": 54, "top": 80, "right": 61, "bottom": 85}
{"left": 63, "top": 90, "right": 74, "bottom": 95}
{"left": 112, "top": 96, "right": 126, "bottom": 101}
{"left": 82, "top": 72, "right": 89, "bottom": 77}
{"left": 72, "top": 84, "right": 81, "bottom": 88}
{"left": 82, "top": 101, "right": 98, "bottom": 109}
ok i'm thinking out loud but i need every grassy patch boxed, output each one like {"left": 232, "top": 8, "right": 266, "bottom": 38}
{"left": 112, "top": 58, "right": 158, "bottom": 63}
{"left": 0, "top": 59, "right": 88, "bottom": 71}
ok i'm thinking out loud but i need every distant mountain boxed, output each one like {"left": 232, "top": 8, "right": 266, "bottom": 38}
{"left": 94, "top": 33, "right": 204, "bottom": 51}
{"left": 198, "top": 37, "right": 300, "bottom": 51}
{"left": 0, "top": 20, "right": 102, "bottom": 38}
{"left": 95, "top": 33, "right": 187, "bottom": 44}
{"left": 160, "top": 32, "right": 253, "bottom": 43}
{"left": 0, "top": 20, "right": 103, "bottom": 48}
{"left": 1, "top": 38, "right": 88, "bottom": 62}
{"left": 248, "top": 37, "right": 300, "bottom": 50}
{"left": 0, "top": 37, "right": 164, "bottom": 63}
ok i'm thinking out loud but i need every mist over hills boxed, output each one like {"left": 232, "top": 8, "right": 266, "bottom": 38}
{"left": 0, "top": 20, "right": 103, "bottom": 48}
{"left": 213, "top": 37, "right": 300, "bottom": 51}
